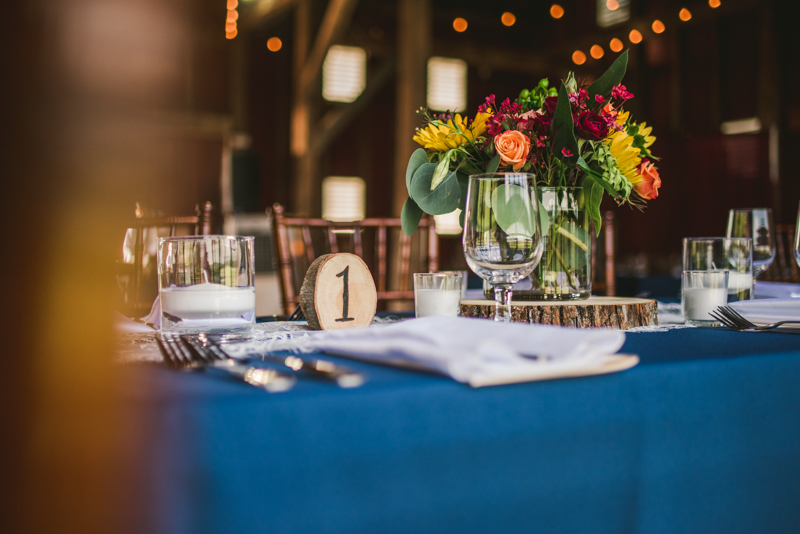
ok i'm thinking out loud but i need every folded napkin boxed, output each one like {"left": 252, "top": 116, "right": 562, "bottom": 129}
{"left": 754, "top": 282, "right": 800, "bottom": 299}
{"left": 115, "top": 311, "right": 156, "bottom": 333}
{"left": 305, "top": 316, "right": 628, "bottom": 387}
{"left": 729, "top": 298, "right": 800, "bottom": 324}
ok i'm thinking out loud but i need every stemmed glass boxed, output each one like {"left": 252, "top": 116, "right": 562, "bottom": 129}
{"left": 795, "top": 202, "right": 800, "bottom": 268}
{"left": 726, "top": 208, "right": 776, "bottom": 278}
{"left": 462, "top": 173, "right": 543, "bottom": 322}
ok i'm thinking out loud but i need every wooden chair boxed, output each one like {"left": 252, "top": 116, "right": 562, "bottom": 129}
{"left": 762, "top": 224, "right": 800, "bottom": 283}
{"left": 272, "top": 203, "right": 438, "bottom": 315}
{"left": 591, "top": 211, "right": 616, "bottom": 296}
{"left": 118, "top": 201, "right": 213, "bottom": 317}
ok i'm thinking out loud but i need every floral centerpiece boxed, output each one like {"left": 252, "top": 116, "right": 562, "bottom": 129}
{"left": 401, "top": 51, "right": 661, "bottom": 299}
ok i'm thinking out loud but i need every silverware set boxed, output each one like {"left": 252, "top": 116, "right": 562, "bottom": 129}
{"left": 157, "top": 333, "right": 365, "bottom": 391}
{"left": 711, "top": 306, "right": 800, "bottom": 333}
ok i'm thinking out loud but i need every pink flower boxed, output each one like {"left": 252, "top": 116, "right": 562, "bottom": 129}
{"left": 595, "top": 94, "right": 605, "bottom": 104}
{"left": 561, "top": 148, "right": 573, "bottom": 157}
{"left": 611, "top": 84, "right": 634, "bottom": 100}
{"left": 494, "top": 130, "right": 531, "bottom": 171}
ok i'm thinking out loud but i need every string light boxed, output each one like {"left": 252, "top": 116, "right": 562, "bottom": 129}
{"left": 572, "top": 50, "right": 586, "bottom": 65}
{"left": 225, "top": 0, "right": 238, "bottom": 39}
{"left": 590, "top": 45, "right": 604, "bottom": 59}
{"left": 501, "top": 12, "right": 516, "bottom": 26}
{"left": 227, "top": 0, "right": 237, "bottom": 8}
{"left": 267, "top": 37, "right": 282, "bottom": 52}
{"left": 226, "top": 29, "right": 238, "bottom": 39}
{"left": 609, "top": 38, "right": 624, "bottom": 52}
{"left": 550, "top": 4, "right": 565, "bottom": 19}
{"left": 629, "top": 29, "right": 642, "bottom": 43}
{"left": 679, "top": 8, "right": 692, "bottom": 21}
{"left": 226, "top": 21, "right": 236, "bottom": 32}
{"left": 652, "top": 20, "right": 665, "bottom": 33}
{"left": 606, "top": 0, "right": 619, "bottom": 10}
{"left": 709, "top": 0, "right": 721, "bottom": 7}
{"left": 453, "top": 18, "right": 468, "bottom": 32}
{"left": 226, "top": 10, "right": 238, "bottom": 22}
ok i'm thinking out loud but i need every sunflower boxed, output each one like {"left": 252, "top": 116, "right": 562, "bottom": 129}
{"left": 413, "top": 111, "right": 492, "bottom": 152}
{"left": 605, "top": 111, "right": 642, "bottom": 185}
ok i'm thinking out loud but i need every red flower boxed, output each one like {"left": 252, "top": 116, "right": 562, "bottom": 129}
{"left": 595, "top": 94, "right": 605, "bottom": 104}
{"left": 611, "top": 84, "right": 634, "bottom": 100}
{"left": 575, "top": 111, "right": 607, "bottom": 141}
{"left": 561, "top": 148, "right": 573, "bottom": 157}
{"left": 543, "top": 96, "right": 558, "bottom": 116}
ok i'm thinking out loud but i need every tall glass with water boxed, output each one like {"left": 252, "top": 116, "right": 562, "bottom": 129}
{"left": 158, "top": 235, "right": 256, "bottom": 333}
{"left": 726, "top": 208, "right": 775, "bottom": 277}
{"left": 462, "top": 173, "right": 543, "bottom": 322}
{"left": 682, "top": 237, "right": 753, "bottom": 302}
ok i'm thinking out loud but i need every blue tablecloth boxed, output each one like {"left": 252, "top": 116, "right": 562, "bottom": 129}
{"left": 126, "top": 327, "right": 800, "bottom": 534}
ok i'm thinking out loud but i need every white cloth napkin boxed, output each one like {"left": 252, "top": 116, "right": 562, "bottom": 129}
{"left": 729, "top": 298, "right": 800, "bottom": 324}
{"left": 305, "top": 316, "right": 627, "bottom": 387}
{"left": 114, "top": 311, "right": 156, "bottom": 333}
{"left": 754, "top": 282, "right": 800, "bottom": 299}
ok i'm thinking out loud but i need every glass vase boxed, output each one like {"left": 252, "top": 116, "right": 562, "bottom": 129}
{"left": 483, "top": 187, "right": 591, "bottom": 300}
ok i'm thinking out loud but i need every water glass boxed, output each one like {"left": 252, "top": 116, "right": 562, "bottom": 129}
{"left": 682, "top": 270, "right": 729, "bottom": 326}
{"left": 158, "top": 235, "right": 255, "bottom": 333}
{"left": 682, "top": 237, "right": 753, "bottom": 302}
{"left": 414, "top": 272, "right": 463, "bottom": 318}
{"left": 726, "top": 208, "right": 775, "bottom": 277}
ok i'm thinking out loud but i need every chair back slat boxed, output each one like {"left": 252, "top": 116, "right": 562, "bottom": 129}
{"left": 272, "top": 203, "right": 438, "bottom": 315}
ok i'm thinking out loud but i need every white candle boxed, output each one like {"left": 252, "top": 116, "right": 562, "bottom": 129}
{"left": 161, "top": 283, "right": 256, "bottom": 320}
{"left": 415, "top": 288, "right": 461, "bottom": 317}
{"left": 726, "top": 272, "right": 753, "bottom": 296}
{"left": 683, "top": 287, "right": 728, "bottom": 322}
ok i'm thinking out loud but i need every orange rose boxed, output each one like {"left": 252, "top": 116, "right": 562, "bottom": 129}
{"left": 634, "top": 161, "right": 661, "bottom": 199}
{"left": 494, "top": 130, "right": 531, "bottom": 171}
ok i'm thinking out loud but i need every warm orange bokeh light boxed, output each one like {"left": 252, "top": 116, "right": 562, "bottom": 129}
{"left": 652, "top": 20, "right": 665, "bottom": 33}
{"left": 501, "top": 12, "right": 516, "bottom": 26}
{"left": 572, "top": 50, "right": 587, "bottom": 65}
{"left": 609, "top": 38, "right": 624, "bottom": 52}
{"left": 606, "top": 0, "right": 620, "bottom": 10}
{"left": 590, "top": 45, "right": 604, "bottom": 59}
{"left": 267, "top": 37, "right": 282, "bottom": 52}
{"left": 550, "top": 4, "right": 565, "bottom": 19}
{"left": 629, "top": 29, "right": 643, "bottom": 43}
{"left": 226, "top": 29, "right": 238, "bottom": 40}
{"left": 709, "top": 0, "right": 721, "bottom": 7}
{"left": 227, "top": 0, "right": 238, "bottom": 9}
{"left": 225, "top": 21, "right": 236, "bottom": 32}
{"left": 453, "top": 18, "right": 468, "bottom": 32}
{"left": 226, "top": 9, "right": 238, "bottom": 22}
{"left": 679, "top": 8, "right": 692, "bottom": 21}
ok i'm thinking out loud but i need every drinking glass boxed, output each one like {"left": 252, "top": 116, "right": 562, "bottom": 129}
{"left": 683, "top": 237, "right": 753, "bottom": 302}
{"left": 158, "top": 235, "right": 255, "bottom": 333}
{"left": 795, "top": 202, "right": 800, "bottom": 269}
{"left": 726, "top": 208, "right": 775, "bottom": 277}
{"left": 462, "top": 173, "right": 543, "bottom": 322}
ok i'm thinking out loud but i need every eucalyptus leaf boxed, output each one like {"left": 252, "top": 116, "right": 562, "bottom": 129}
{"left": 588, "top": 50, "right": 628, "bottom": 101}
{"left": 551, "top": 84, "right": 579, "bottom": 163}
{"left": 486, "top": 154, "right": 501, "bottom": 174}
{"left": 491, "top": 184, "right": 536, "bottom": 237}
{"left": 401, "top": 197, "right": 424, "bottom": 236}
{"left": 406, "top": 149, "right": 429, "bottom": 195}
{"left": 410, "top": 164, "right": 461, "bottom": 215}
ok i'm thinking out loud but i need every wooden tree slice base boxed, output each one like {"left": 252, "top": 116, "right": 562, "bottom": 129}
{"left": 460, "top": 297, "right": 658, "bottom": 330}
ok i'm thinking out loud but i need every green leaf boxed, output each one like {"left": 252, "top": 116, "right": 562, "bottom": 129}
{"left": 588, "top": 50, "right": 628, "bottom": 101}
{"left": 582, "top": 176, "right": 604, "bottom": 236}
{"left": 401, "top": 197, "right": 424, "bottom": 236}
{"left": 409, "top": 163, "right": 461, "bottom": 215}
{"left": 485, "top": 154, "right": 501, "bottom": 174}
{"left": 537, "top": 197, "right": 551, "bottom": 237}
{"left": 431, "top": 156, "right": 451, "bottom": 190}
{"left": 491, "top": 184, "right": 537, "bottom": 237}
{"left": 551, "top": 84, "right": 579, "bottom": 163}
{"left": 577, "top": 156, "right": 620, "bottom": 198}
{"left": 406, "top": 149, "right": 429, "bottom": 195}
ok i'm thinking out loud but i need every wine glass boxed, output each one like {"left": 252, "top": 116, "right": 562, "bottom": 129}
{"left": 726, "top": 208, "right": 776, "bottom": 278}
{"left": 795, "top": 202, "right": 800, "bottom": 269}
{"left": 462, "top": 173, "right": 543, "bottom": 322}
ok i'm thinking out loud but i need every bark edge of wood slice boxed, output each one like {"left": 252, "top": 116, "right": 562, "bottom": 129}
{"left": 300, "top": 253, "right": 377, "bottom": 330}
{"left": 459, "top": 296, "right": 658, "bottom": 330}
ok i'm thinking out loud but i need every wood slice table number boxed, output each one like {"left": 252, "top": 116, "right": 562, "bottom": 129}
{"left": 300, "top": 253, "right": 378, "bottom": 330}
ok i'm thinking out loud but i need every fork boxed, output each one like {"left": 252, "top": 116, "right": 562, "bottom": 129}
{"left": 711, "top": 306, "right": 800, "bottom": 333}
{"left": 158, "top": 333, "right": 296, "bottom": 392}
